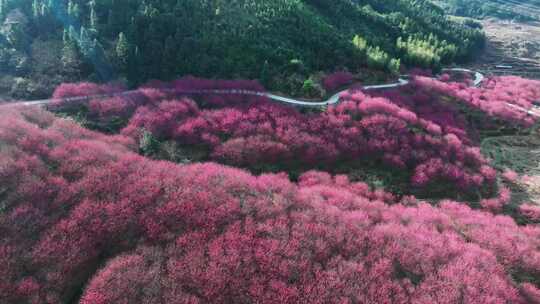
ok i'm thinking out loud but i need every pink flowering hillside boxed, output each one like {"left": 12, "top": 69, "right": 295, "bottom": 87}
{"left": 372, "top": 75, "right": 540, "bottom": 142}
{"left": 411, "top": 75, "right": 540, "bottom": 128}
{"left": 50, "top": 78, "right": 269, "bottom": 133}
{"left": 1, "top": 105, "right": 539, "bottom": 304}
{"left": 127, "top": 93, "right": 497, "bottom": 193}
{"left": 53, "top": 76, "right": 540, "bottom": 199}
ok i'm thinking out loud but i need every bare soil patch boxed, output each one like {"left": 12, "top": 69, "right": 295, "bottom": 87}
{"left": 469, "top": 18, "right": 540, "bottom": 78}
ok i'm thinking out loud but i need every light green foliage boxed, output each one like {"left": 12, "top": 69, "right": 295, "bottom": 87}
{"left": 139, "top": 129, "right": 160, "bottom": 157}
{"left": 353, "top": 35, "right": 401, "bottom": 73}
{"left": 352, "top": 35, "right": 368, "bottom": 52}
{"left": 396, "top": 35, "right": 457, "bottom": 68}
{"left": 388, "top": 58, "right": 401, "bottom": 75}
{"left": 366, "top": 46, "right": 390, "bottom": 70}
{"left": 302, "top": 76, "right": 319, "bottom": 97}
{"left": 61, "top": 35, "right": 79, "bottom": 67}
{"left": 115, "top": 32, "right": 130, "bottom": 71}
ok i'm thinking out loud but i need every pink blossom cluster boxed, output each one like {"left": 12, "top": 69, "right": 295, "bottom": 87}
{"left": 372, "top": 81, "right": 475, "bottom": 143}
{"left": 322, "top": 71, "right": 354, "bottom": 91}
{"left": 52, "top": 82, "right": 128, "bottom": 99}
{"left": 0, "top": 106, "right": 539, "bottom": 303}
{"left": 519, "top": 204, "right": 540, "bottom": 222}
{"left": 372, "top": 74, "right": 540, "bottom": 146}
{"left": 120, "top": 89, "right": 495, "bottom": 192}
{"left": 502, "top": 169, "right": 519, "bottom": 183}
{"left": 49, "top": 75, "right": 540, "bottom": 197}
{"left": 412, "top": 75, "right": 540, "bottom": 127}
{"left": 51, "top": 78, "right": 270, "bottom": 122}
{"left": 479, "top": 186, "right": 512, "bottom": 213}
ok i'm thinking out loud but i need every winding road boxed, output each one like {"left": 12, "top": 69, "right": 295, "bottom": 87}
{"left": 265, "top": 68, "right": 484, "bottom": 107}
{"left": 12, "top": 68, "right": 484, "bottom": 109}
{"left": 10, "top": 67, "right": 540, "bottom": 118}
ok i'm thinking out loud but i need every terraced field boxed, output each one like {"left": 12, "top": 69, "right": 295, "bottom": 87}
{"left": 469, "top": 19, "right": 540, "bottom": 78}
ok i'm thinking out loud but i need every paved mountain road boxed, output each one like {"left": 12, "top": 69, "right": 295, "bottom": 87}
{"left": 10, "top": 68, "right": 484, "bottom": 108}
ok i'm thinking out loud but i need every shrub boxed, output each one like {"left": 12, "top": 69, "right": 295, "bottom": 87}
{"left": 410, "top": 75, "right": 540, "bottom": 127}
{"left": 1, "top": 106, "right": 539, "bottom": 304}
{"left": 322, "top": 71, "right": 353, "bottom": 91}
{"left": 139, "top": 130, "right": 160, "bottom": 157}
{"left": 119, "top": 91, "right": 493, "bottom": 195}
{"left": 301, "top": 77, "right": 319, "bottom": 97}
{"left": 52, "top": 74, "right": 540, "bottom": 201}
{"left": 519, "top": 204, "right": 540, "bottom": 222}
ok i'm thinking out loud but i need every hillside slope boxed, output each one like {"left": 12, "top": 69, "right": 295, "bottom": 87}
{"left": 0, "top": 0, "right": 483, "bottom": 99}
{"left": 433, "top": 0, "right": 540, "bottom": 21}
{"left": 1, "top": 77, "right": 540, "bottom": 302}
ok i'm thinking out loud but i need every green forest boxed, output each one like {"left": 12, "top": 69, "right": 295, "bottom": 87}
{"left": 0, "top": 0, "right": 484, "bottom": 99}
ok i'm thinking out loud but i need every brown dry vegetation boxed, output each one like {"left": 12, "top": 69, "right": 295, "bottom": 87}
{"left": 469, "top": 19, "right": 540, "bottom": 78}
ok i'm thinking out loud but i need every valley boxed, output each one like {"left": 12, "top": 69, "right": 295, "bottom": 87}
{"left": 469, "top": 18, "right": 540, "bottom": 78}
{"left": 1, "top": 1, "right": 540, "bottom": 303}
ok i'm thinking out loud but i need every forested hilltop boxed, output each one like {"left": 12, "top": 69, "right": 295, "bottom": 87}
{"left": 433, "top": 0, "right": 540, "bottom": 21}
{"left": 0, "top": 0, "right": 484, "bottom": 99}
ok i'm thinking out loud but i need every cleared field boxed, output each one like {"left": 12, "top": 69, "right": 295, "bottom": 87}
{"left": 469, "top": 19, "right": 540, "bottom": 78}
